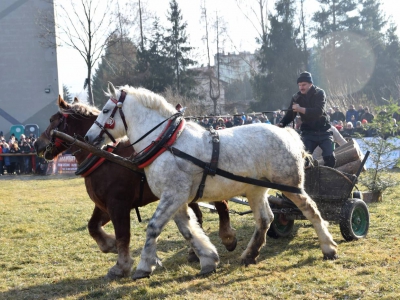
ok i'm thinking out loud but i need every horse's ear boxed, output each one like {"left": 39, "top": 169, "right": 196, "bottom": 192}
{"left": 73, "top": 97, "right": 79, "bottom": 103}
{"left": 108, "top": 82, "right": 117, "bottom": 99}
{"left": 58, "top": 95, "right": 70, "bottom": 109}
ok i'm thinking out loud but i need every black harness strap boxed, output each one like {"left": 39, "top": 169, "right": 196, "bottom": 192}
{"left": 169, "top": 146, "right": 304, "bottom": 195}
{"left": 191, "top": 128, "right": 220, "bottom": 202}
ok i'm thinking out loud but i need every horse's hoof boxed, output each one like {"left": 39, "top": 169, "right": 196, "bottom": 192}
{"left": 323, "top": 253, "right": 338, "bottom": 260}
{"left": 105, "top": 270, "right": 124, "bottom": 281}
{"left": 187, "top": 251, "right": 200, "bottom": 263}
{"left": 198, "top": 265, "right": 216, "bottom": 276}
{"left": 132, "top": 270, "right": 151, "bottom": 280}
{"left": 224, "top": 238, "right": 237, "bottom": 252}
{"left": 241, "top": 257, "right": 257, "bottom": 266}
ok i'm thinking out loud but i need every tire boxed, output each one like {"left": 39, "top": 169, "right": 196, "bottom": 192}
{"left": 267, "top": 213, "right": 294, "bottom": 239}
{"left": 340, "top": 199, "right": 369, "bottom": 241}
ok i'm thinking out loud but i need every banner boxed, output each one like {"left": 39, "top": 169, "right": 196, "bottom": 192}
{"left": 53, "top": 154, "right": 78, "bottom": 174}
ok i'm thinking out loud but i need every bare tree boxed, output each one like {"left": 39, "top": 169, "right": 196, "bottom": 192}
{"left": 201, "top": 1, "right": 222, "bottom": 115}
{"left": 38, "top": 0, "right": 116, "bottom": 106}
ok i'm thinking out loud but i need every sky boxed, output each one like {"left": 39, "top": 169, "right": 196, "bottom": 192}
{"left": 57, "top": 0, "right": 400, "bottom": 100}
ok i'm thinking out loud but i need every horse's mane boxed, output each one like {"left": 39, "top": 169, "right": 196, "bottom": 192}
{"left": 110, "top": 85, "right": 176, "bottom": 118}
{"left": 60, "top": 102, "right": 100, "bottom": 116}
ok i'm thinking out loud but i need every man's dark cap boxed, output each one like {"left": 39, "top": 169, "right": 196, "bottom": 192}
{"left": 297, "top": 72, "right": 313, "bottom": 84}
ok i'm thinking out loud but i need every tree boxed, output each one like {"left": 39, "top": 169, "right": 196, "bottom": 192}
{"left": 62, "top": 85, "right": 73, "bottom": 103}
{"left": 134, "top": 19, "right": 175, "bottom": 93}
{"left": 164, "top": 0, "right": 197, "bottom": 96}
{"left": 359, "top": 99, "right": 400, "bottom": 198}
{"left": 53, "top": 0, "right": 116, "bottom": 106}
{"left": 92, "top": 35, "right": 138, "bottom": 107}
{"left": 251, "top": 0, "right": 305, "bottom": 111}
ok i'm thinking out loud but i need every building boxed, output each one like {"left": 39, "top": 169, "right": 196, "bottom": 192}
{"left": 214, "top": 51, "right": 258, "bottom": 84}
{"left": 0, "top": 0, "right": 60, "bottom": 138}
{"left": 190, "top": 66, "right": 227, "bottom": 116}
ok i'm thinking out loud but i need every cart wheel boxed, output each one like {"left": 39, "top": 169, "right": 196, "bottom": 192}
{"left": 340, "top": 199, "right": 369, "bottom": 241}
{"left": 267, "top": 214, "right": 294, "bottom": 239}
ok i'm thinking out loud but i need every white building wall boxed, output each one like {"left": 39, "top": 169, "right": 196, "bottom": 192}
{"left": 0, "top": 0, "right": 60, "bottom": 136}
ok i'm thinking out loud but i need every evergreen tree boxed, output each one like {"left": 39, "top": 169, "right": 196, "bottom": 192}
{"left": 251, "top": 0, "right": 305, "bottom": 111}
{"left": 164, "top": 0, "right": 197, "bottom": 96}
{"left": 92, "top": 35, "right": 138, "bottom": 107}
{"left": 62, "top": 85, "right": 73, "bottom": 103}
{"left": 134, "top": 19, "right": 175, "bottom": 93}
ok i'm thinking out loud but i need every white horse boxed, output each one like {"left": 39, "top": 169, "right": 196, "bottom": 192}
{"left": 85, "top": 83, "right": 338, "bottom": 280}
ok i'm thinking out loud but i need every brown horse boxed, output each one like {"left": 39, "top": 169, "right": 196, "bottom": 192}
{"left": 34, "top": 96, "right": 237, "bottom": 279}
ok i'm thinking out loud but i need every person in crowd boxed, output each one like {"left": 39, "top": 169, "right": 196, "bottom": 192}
{"left": 354, "top": 121, "right": 365, "bottom": 136}
{"left": 2, "top": 142, "right": 11, "bottom": 174}
{"left": 225, "top": 117, "right": 234, "bottom": 128}
{"left": 215, "top": 118, "right": 226, "bottom": 130}
{"left": 233, "top": 115, "right": 243, "bottom": 126}
{"left": 342, "top": 122, "right": 354, "bottom": 137}
{"left": 241, "top": 112, "right": 247, "bottom": 124}
{"left": 346, "top": 105, "right": 358, "bottom": 123}
{"left": 331, "top": 106, "right": 345, "bottom": 123}
{"left": 9, "top": 142, "right": 21, "bottom": 174}
{"left": 361, "top": 106, "right": 374, "bottom": 123}
{"left": 334, "top": 120, "right": 342, "bottom": 131}
{"left": 20, "top": 139, "right": 32, "bottom": 174}
{"left": 278, "top": 71, "right": 336, "bottom": 167}
{"left": 327, "top": 107, "right": 334, "bottom": 120}
{"left": 357, "top": 104, "right": 365, "bottom": 121}
{"left": 350, "top": 115, "right": 357, "bottom": 128}
{"left": 252, "top": 116, "right": 261, "bottom": 123}
{"left": 245, "top": 116, "right": 253, "bottom": 125}
{"left": 270, "top": 112, "right": 281, "bottom": 125}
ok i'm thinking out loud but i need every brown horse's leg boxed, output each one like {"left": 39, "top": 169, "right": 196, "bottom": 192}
{"left": 88, "top": 206, "right": 117, "bottom": 253}
{"left": 106, "top": 204, "right": 134, "bottom": 279}
{"left": 282, "top": 192, "right": 338, "bottom": 260}
{"left": 214, "top": 200, "right": 237, "bottom": 251}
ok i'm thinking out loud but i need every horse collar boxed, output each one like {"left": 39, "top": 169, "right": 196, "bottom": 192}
{"left": 133, "top": 115, "right": 186, "bottom": 168}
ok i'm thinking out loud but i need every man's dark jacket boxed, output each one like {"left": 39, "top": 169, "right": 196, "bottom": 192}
{"left": 280, "top": 85, "right": 331, "bottom": 132}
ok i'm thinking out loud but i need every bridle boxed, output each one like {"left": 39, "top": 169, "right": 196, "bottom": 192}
{"left": 93, "top": 90, "right": 128, "bottom": 144}
{"left": 43, "top": 112, "right": 70, "bottom": 158}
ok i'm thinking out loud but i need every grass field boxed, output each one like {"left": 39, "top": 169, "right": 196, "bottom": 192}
{"left": 0, "top": 173, "right": 399, "bottom": 300}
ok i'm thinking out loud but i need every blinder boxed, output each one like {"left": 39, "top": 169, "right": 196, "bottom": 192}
{"left": 93, "top": 90, "right": 128, "bottom": 144}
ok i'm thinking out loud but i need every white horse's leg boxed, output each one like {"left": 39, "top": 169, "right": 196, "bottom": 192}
{"left": 282, "top": 192, "right": 338, "bottom": 259}
{"left": 240, "top": 187, "right": 273, "bottom": 265}
{"left": 174, "top": 204, "right": 219, "bottom": 275}
{"left": 132, "top": 192, "right": 187, "bottom": 280}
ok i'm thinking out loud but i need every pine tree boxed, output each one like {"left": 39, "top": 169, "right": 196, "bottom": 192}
{"left": 92, "top": 35, "right": 138, "bottom": 107}
{"left": 134, "top": 18, "right": 175, "bottom": 93}
{"left": 251, "top": 0, "right": 305, "bottom": 111}
{"left": 62, "top": 85, "right": 73, "bottom": 103}
{"left": 164, "top": 0, "right": 197, "bottom": 96}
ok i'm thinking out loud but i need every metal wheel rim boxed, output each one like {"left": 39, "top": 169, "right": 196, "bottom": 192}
{"left": 352, "top": 206, "right": 368, "bottom": 236}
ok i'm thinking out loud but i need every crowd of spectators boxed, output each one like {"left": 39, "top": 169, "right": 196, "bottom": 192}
{"left": 195, "top": 110, "right": 288, "bottom": 130}
{"left": 0, "top": 131, "right": 37, "bottom": 175}
{"left": 193, "top": 104, "right": 399, "bottom": 139}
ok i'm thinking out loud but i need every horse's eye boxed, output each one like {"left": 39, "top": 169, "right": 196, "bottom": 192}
{"left": 103, "top": 109, "right": 110, "bottom": 113}
{"left": 49, "top": 119, "right": 53, "bottom": 123}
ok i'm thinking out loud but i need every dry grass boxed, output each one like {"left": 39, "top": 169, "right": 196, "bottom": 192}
{"left": 0, "top": 172, "right": 399, "bottom": 300}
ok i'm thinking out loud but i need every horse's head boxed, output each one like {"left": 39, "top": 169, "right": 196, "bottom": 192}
{"left": 35, "top": 95, "right": 99, "bottom": 160}
{"left": 85, "top": 82, "right": 128, "bottom": 147}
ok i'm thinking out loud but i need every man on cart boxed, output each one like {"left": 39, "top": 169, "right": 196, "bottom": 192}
{"left": 278, "top": 72, "right": 336, "bottom": 168}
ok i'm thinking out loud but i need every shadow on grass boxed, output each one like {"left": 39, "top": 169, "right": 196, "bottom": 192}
{"left": 1, "top": 220, "right": 334, "bottom": 299}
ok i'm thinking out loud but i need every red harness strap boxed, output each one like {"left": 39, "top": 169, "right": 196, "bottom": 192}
{"left": 80, "top": 145, "right": 116, "bottom": 177}
{"left": 138, "top": 119, "right": 186, "bottom": 168}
